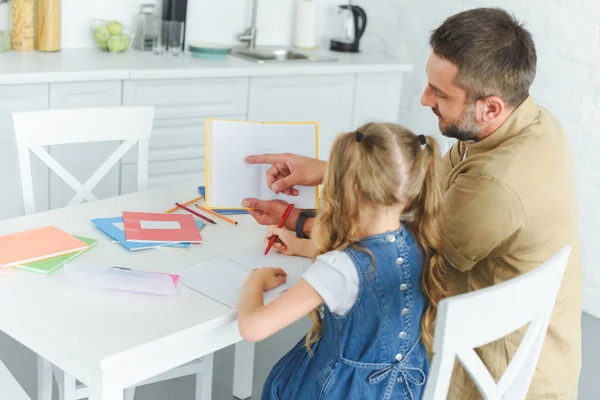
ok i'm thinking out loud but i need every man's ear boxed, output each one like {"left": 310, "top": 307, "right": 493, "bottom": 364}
{"left": 478, "top": 96, "right": 506, "bottom": 124}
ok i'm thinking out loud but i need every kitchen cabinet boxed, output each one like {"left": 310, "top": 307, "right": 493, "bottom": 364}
{"left": 48, "top": 81, "right": 123, "bottom": 210}
{"left": 0, "top": 66, "right": 409, "bottom": 220}
{"left": 121, "top": 78, "right": 249, "bottom": 193}
{"left": 0, "top": 84, "right": 49, "bottom": 220}
{"left": 247, "top": 74, "right": 355, "bottom": 159}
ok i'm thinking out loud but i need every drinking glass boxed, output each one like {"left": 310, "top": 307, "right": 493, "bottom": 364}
{"left": 152, "top": 20, "right": 168, "bottom": 54}
{"left": 167, "top": 20, "right": 184, "bottom": 56}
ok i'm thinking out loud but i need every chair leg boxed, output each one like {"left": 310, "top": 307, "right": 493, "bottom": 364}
{"left": 37, "top": 356, "right": 53, "bottom": 400}
{"left": 196, "top": 353, "right": 214, "bottom": 400}
{"left": 54, "top": 367, "right": 77, "bottom": 400}
{"left": 124, "top": 387, "right": 136, "bottom": 400}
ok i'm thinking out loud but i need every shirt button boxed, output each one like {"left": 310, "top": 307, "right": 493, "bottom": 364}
{"left": 399, "top": 331, "right": 406, "bottom": 339}
{"left": 395, "top": 353, "right": 403, "bottom": 362}
{"left": 401, "top": 308, "right": 409, "bottom": 315}
{"left": 396, "top": 257, "right": 404, "bottom": 265}
{"left": 399, "top": 283, "right": 408, "bottom": 291}
{"left": 386, "top": 234, "right": 396, "bottom": 242}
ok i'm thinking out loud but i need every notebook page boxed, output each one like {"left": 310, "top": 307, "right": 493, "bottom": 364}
{"left": 180, "top": 258, "right": 290, "bottom": 308}
{"left": 226, "top": 247, "right": 313, "bottom": 285}
{"left": 209, "top": 120, "right": 263, "bottom": 207}
{"left": 208, "top": 120, "right": 318, "bottom": 209}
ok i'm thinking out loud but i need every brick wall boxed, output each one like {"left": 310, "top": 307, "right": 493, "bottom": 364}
{"left": 359, "top": 0, "right": 600, "bottom": 316}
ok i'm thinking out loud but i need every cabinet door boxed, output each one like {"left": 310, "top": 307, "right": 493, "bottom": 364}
{"left": 48, "top": 81, "right": 123, "bottom": 210}
{"left": 352, "top": 72, "right": 404, "bottom": 127}
{"left": 247, "top": 75, "right": 355, "bottom": 160}
{"left": 0, "top": 84, "right": 49, "bottom": 220}
{"left": 121, "top": 78, "right": 249, "bottom": 192}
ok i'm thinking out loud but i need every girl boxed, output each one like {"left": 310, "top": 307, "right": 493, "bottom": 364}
{"left": 238, "top": 122, "right": 448, "bottom": 399}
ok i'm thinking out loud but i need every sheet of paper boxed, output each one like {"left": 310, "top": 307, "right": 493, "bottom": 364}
{"left": 180, "top": 258, "right": 290, "bottom": 308}
{"left": 208, "top": 120, "right": 318, "bottom": 209}
{"left": 226, "top": 247, "right": 313, "bottom": 285}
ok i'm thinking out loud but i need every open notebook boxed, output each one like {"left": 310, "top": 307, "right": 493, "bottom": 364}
{"left": 180, "top": 247, "right": 313, "bottom": 308}
{"left": 205, "top": 119, "right": 319, "bottom": 210}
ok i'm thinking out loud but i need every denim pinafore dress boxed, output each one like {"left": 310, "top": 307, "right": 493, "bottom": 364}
{"left": 261, "top": 226, "right": 430, "bottom": 399}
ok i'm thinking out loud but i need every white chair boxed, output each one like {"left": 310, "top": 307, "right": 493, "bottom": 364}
{"left": 12, "top": 106, "right": 214, "bottom": 400}
{"left": 1, "top": 358, "right": 31, "bottom": 400}
{"left": 423, "top": 246, "right": 571, "bottom": 400}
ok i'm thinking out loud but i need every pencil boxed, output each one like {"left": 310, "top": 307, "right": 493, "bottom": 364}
{"left": 175, "top": 202, "right": 217, "bottom": 225}
{"left": 264, "top": 204, "right": 295, "bottom": 255}
{"left": 165, "top": 196, "right": 204, "bottom": 213}
{"left": 195, "top": 204, "right": 238, "bottom": 226}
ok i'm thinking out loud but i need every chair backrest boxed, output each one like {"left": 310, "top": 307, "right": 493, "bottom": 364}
{"left": 0, "top": 358, "right": 31, "bottom": 400}
{"left": 423, "top": 246, "right": 572, "bottom": 400}
{"left": 12, "top": 106, "right": 154, "bottom": 214}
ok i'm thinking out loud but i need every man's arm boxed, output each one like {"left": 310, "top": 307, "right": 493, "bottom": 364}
{"left": 444, "top": 173, "right": 525, "bottom": 271}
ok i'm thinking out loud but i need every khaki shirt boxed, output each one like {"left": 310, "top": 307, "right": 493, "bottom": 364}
{"left": 442, "top": 96, "right": 582, "bottom": 399}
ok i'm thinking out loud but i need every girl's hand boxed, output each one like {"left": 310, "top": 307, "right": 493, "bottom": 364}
{"left": 246, "top": 267, "right": 288, "bottom": 291}
{"left": 265, "top": 226, "right": 311, "bottom": 257}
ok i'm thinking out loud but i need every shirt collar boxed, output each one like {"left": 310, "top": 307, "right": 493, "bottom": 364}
{"left": 463, "top": 95, "right": 539, "bottom": 156}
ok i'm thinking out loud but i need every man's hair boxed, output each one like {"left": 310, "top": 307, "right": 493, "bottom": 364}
{"left": 430, "top": 7, "right": 537, "bottom": 106}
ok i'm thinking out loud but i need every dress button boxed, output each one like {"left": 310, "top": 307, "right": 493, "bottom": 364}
{"left": 386, "top": 234, "right": 396, "bottom": 242}
{"left": 395, "top": 353, "right": 403, "bottom": 362}
{"left": 395, "top": 257, "right": 404, "bottom": 265}
{"left": 401, "top": 308, "right": 409, "bottom": 315}
{"left": 399, "top": 283, "right": 408, "bottom": 291}
{"left": 398, "top": 331, "right": 406, "bottom": 339}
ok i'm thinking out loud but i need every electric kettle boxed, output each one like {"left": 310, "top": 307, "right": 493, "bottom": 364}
{"left": 329, "top": 3, "right": 367, "bottom": 53}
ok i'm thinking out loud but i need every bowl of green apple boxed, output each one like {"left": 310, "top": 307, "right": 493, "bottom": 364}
{"left": 90, "top": 19, "right": 133, "bottom": 53}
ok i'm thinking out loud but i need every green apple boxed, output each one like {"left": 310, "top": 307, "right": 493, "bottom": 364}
{"left": 96, "top": 37, "right": 108, "bottom": 50}
{"left": 107, "top": 21, "right": 124, "bottom": 36}
{"left": 121, "top": 34, "right": 130, "bottom": 50}
{"left": 107, "top": 35, "right": 124, "bottom": 52}
{"left": 93, "top": 25, "right": 110, "bottom": 42}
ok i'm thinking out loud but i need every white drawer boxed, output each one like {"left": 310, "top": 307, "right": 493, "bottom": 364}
{"left": 49, "top": 81, "right": 122, "bottom": 109}
{"left": 123, "top": 78, "right": 249, "bottom": 118}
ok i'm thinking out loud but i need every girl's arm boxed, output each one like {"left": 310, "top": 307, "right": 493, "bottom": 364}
{"left": 265, "top": 226, "right": 314, "bottom": 258}
{"left": 238, "top": 268, "right": 323, "bottom": 342}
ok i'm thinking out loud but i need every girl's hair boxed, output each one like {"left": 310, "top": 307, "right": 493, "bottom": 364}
{"left": 305, "top": 122, "right": 448, "bottom": 356}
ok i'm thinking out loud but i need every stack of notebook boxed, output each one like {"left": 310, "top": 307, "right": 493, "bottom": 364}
{"left": 0, "top": 226, "right": 98, "bottom": 274}
{"left": 91, "top": 211, "right": 205, "bottom": 252}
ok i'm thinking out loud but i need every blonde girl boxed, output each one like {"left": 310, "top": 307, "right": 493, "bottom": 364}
{"left": 238, "top": 122, "right": 448, "bottom": 400}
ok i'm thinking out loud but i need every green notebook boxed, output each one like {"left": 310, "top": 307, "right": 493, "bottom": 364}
{"left": 15, "top": 236, "right": 98, "bottom": 274}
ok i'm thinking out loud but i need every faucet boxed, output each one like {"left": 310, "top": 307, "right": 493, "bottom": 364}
{"left": 238, "top": 0, "right": 259, "bottom": 49}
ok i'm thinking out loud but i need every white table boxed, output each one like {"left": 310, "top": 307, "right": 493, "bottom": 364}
{"left": 0, "top": 181, "right": 265, "bottom": 399}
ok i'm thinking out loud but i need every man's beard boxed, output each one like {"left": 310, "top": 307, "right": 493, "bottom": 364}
{"left": 439, "top": 103, "right": 482, "bottom": 142}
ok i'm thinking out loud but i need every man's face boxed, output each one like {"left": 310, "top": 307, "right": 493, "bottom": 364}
{"left": 421, "top": 52, "right": 482, "bottom": 142}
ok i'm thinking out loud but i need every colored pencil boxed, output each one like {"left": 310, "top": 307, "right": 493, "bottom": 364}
{"left": 194, "top": 204, "right": 238, "bottom": 226}
{"left": 264, "top": 204, "right": 295, "bottom": 255}
{"left": 175, "top": 202, "right": 217, "bottom": 225}
{"left": 165, "top": 196, "right": 204, "bottom": 213}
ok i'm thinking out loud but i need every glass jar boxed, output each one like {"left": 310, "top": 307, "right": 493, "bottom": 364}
{"left": 0, "top": 1, "right": 10, "bottom": 52}
{"left": 9, "top": 0, "right": 35, "bottom": 51}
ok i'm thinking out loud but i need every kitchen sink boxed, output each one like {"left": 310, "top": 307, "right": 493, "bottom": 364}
{"left": 231, "top": 48, "right": 338, "bottom": 64}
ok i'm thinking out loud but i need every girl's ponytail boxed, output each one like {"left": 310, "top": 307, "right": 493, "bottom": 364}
{"left": 409, "top": 135, "right": 449, "bottom": 356}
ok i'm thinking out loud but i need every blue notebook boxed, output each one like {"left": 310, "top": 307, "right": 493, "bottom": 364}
{"left": 91, "top": 217, "right": 205, "bottom": 251}
{"left": 197, "top": 186, "right": 248, "bottom": 215}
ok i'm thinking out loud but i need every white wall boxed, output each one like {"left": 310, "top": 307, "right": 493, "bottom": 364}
{"left": 60, "top": 0, "right": 343, "bottom": 50}
{"left": 360, "top": 0, "right": 600, "bottom": 315}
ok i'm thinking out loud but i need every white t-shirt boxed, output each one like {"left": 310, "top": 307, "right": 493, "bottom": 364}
{"left": 302, "top": 250, "right": 359, "bottom": 317}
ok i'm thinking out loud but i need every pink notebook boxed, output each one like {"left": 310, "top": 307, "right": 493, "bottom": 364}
{"left": 0, "top": 226, "right": 90, "bottom": 268}
{"left": 122, "top": 212, "right": 203, "bottom": 243}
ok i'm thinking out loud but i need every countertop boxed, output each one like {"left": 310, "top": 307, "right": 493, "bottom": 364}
{"left": 0, "top": 48, "right": 414, "bottom": 85}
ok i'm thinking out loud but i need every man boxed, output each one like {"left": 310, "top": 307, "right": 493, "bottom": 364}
{"left": 243, "top": 7, "right": 581, "bottom": 399}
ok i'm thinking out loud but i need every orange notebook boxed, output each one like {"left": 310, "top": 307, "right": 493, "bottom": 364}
{"left": 0, "top": 226, "right": 90, "bottom": 268}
